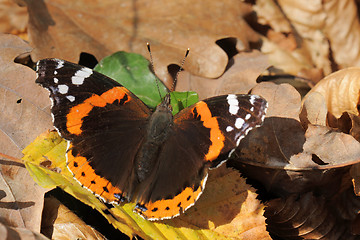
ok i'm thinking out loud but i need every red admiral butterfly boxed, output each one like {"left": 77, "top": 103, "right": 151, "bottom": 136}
{"left": 36, "top": 57, "right": 267, "bottom": 220}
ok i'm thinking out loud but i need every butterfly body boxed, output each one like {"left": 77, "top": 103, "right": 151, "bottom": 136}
{"left": 36, "top": 58, "right": 267, "bottom": 220}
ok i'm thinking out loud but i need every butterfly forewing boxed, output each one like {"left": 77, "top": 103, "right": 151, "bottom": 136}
{"left": 36, "top": 59, "right": 152, "bottom": 201}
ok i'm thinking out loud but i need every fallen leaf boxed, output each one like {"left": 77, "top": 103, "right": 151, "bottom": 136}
{"left": 42, "top": 197, "right": 107, "bottom": 240}
{"left": 300, "top": 91, "right": 328, "bottom": 127}
{"left": 176, "top": 51, "right": 270, "bottom": 100}
{"left": 26, "top": 0, "right": 260, "bottom": 84}
{"left": 265, "top": 190, "right": 360, "bottom": 239}
{"left": 253, "top": 0, "right": 292, "bottom": 33}
{"left": 0, "top": 222, "right": 48, "bottom": 240}
{"left": 0, "top": 34, "right": 49, "bottom": 232}
{"left": 0, "top": 0, "right": 28, "bottom": 35}
{"left": 231, "top": 82, "right": 360, "bottom": 198}
{"left": 304, "top": 67, "right": 360, "bottom": 118}
{"left": 323, "top": 0, "right": 360, "bottom": 69}
{"left": 0, "top": 34, "right": 52, "bottom": 158}
{"left": 275, "top": 0, "right": 332, "bottom": 75}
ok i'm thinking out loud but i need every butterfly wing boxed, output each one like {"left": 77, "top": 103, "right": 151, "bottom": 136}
{"left": 36, "top": 59, "right": 152, "bottom": 202}
{"left": 135, "top": 94, "right": 267, "bottom": 220}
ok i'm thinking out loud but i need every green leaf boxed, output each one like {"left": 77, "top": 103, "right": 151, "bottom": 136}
{"left": 94, "top": 51, "right": 198, "bottom": 113}
{"left": 94, "top": 51, "right": 167, "bottom": 109}
{"left": 170, "top": 91, "right": 198, "bottom": 114}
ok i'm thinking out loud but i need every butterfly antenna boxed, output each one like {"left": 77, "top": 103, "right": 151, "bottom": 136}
{"left": 170, "top": 48, "right": 190, "bottom": 92}
{"left": 147, "top": 42, "right": 163, "bottom": 100}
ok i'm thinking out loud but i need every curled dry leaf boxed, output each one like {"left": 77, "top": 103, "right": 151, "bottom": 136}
{"left": 26, "top": 0, "right": 259, "bottom": 84}
{"left": 275, "top": 0, "right": 332, "bottom": 75}
{"left": 254, "top": 0, "right": 329, "bottom": 77}
{"left": 336, "top": 113, "right": 360, "bottom": 142}
{"left": 231, "top": 82, "right": 360, "bottom": 198}
{"left": 253, "top": 0, "right": 292, "bottom": 33}
{"left": 260, "top": 36, "right": 316, "bottom": 76}
{"left": 176, "top": 51, "right": 270, "bottom": 99}
{"left": 304, "top": 67, "right": 360, "bottom": 118}
{"left": 323, "top": 0, "right": 360, "bottom": 69}
{"left": 255, "top": 0, "right": 360, "bottom": 76}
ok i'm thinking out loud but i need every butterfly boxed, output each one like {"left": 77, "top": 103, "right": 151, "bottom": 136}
{"left": 36, "top": 56, "right": 267, "bottom": 220}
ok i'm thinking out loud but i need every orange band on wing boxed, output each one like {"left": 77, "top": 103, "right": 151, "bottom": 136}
{"left": 195, "top": 101, "right": 225, "bottom": 161}
{"left": 66, "top": 87, "right": 131, "bottom": 135}
{"left": 67, "top": 146, "right": 123, "bottom": 203}
{"left": 135, "top": 177, "right": 206, "bottom": 220}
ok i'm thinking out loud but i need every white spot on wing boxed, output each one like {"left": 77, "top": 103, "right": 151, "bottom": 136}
{"left": 245, "top": 114, "right": 251, "bottom": 120}
{"left": 36, "top": 61, "right": 40, "bottom": 71}
{"left": 55, "top": 60, "right": 65, "bottom": 69}
{"left": 72, "top": 67, "right": 93, "bottom": 85}
{"left": 54, "top": 78, "right": 59, "bottom": 83}
{"left": 249, "top": 95, "right": 257, "bottom": 105}
{"left": 227, "top": 94, "right": 239, "bottom": 115}
{"left": 66, "top": 95, "right": 75, "bottom": 102}
{"left": 226, "top": 126, "right": 234, "bottom": 132}
{"left": 235, "top": 118, "right": 244, "bottom": 129}
{"left": 58, "top": 84, "right": 69, "bottom": 94}
{"left": 54, "top": 70, "right": 58, "bottom": 75}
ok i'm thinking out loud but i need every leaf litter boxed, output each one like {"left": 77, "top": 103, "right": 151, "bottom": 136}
{"left": 0, "top": 0, "right": 360, "bottom": 239}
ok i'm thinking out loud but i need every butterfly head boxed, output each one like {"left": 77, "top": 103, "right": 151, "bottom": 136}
{"left": 157, "top": 93, "right": 172, "bottom": 113}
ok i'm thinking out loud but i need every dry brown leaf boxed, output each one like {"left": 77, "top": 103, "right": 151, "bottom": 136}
{"left": 0, "top": 0, "right": 28, "bottom": 35}
{"left": 176, "top": 51, "right": 269, "bottom": 99}
{"left": 290, "top": 125, "right": 360, "bottom": 169}
{"left": 253, "top": 1, "right": 328, "bottom": 77}
{"left": 300, "top": 91, "right": 328, "bottom": 127}
{"left": 347, "top": 113, "right": 360, "bottom": 141}
{"left": 0, "top": 34, "right": 52, "bottom": 159}
{"left": 304, "top": 67, "right": 360, "bottom": 118}
{"left": 42, "top": 197, "right": 106, "bottom": 240}
{"left": 255, "top": 0, "right": 360, "bottom": 75}
{"left": 252, "top": 82, "right": 301, "bottom": 120}
{"left": 0, "top": 160, "right": 47, "bottom": 232}
{"left": 165, "top": 166, "right": 270, "bottom": 240}
{"left": 0, "top": 222, "right": 48, "bottom": 240}
{"left": 26, "top": 0, "right": 260, "bottom": 84}
{"left": 323, "top": 0, "right": 360, "bottom": 69}
{"left": 276, "top": 0, "right": 332, "bottom": 75}
{"left": 231, "top": 82, "right": 360, "bottom": 197}
{"left": 260, "top": 36, "right": 314, "bottom": 75}
{"left": 265, "top": 191, "right": 360, "bottom": 239}
{"left": 253, "top": 0, "right": 292, "bottom": 33}
{"left": 0, "top": 34, "right": 50, "bottom": 232}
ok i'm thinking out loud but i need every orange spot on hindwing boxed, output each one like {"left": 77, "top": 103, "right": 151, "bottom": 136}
{"left": 135, "top": 175, "right": 208, "bottom": 220}
{"left": 67, "top": 144, "right": 124, "bottom": 203}
{"left": 66, "top": 87, "right": 131, "bottom": 135}
{"left": 194, "top": 101, "right": 225, "bottom": 161}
